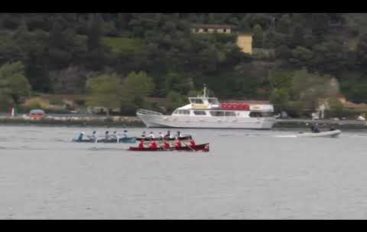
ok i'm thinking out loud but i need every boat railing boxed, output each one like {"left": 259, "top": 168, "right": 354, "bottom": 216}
{"left": 137, "top": 108, "right": 163, "bottom": 116}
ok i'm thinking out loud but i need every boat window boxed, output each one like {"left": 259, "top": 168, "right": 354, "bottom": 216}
{"left": 224, "top": 111, "right": 236, "bottom": 116}
{"left": 191, "top": 98, "right": 204, "bottom": 104}
{"left": 178, "top": 110, "right": 190, "bottom": 115}
{"left": 261, "top": 112, "right": 273, "bottom": 117}
{"left": 194, "top": 110, "right": 206, "bottom": 115}
{"left": 210, "top": 111, "right": 224, "bottom": 116}
{"left": 249, "top": 112, "right": 273, "bottom": 117}
{"left": 208, "top": 98, "right": 219, "bottom": 104}
{"left": 249, "top": 112, "right": 262, "bottom": 117}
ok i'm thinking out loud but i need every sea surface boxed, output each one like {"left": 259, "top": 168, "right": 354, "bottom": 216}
{"left": 0, "top": 125, "right": 367, "bottom": 219}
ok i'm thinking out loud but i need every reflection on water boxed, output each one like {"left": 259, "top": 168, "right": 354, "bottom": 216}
{"left": 0, "top": 125, "right": 367, "bottom": 219}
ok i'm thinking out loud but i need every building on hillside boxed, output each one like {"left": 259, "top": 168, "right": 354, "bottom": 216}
{"left": 236, "top": 33, "right": 253, "bottom": 54}
{"left": 191, "top": 24, "right": 253, "bottom": 55}
{"left": 191, "top": 24, "right": 233, "bottom": 34}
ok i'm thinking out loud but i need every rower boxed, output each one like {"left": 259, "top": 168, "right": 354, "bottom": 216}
{"left": 149, "top": 138, "right": 158, "bottom": 149}
{"left": 149, "top": 131, "right": 155, "bottom": 139}
{"left": 141, "top": 131, "right": 146, "bottom": 138}
{"left": 162, "top": 139, "right": 170, "bottom": 150}
{"left": 189, "top": 137, "right": 196, "bottom": 147}
{"left": 175, "top": 137, "right": 182, "bottom": 149}
{"left": 310, "top": 123, "right": 320, "bottom": 133}
{"left": 122, "top": 130, "right": 128, "bottom": 138}
{"left": 105, "top": 131, "right": 110, "bottom": 140}
{"left": 77, "top": 132, "right": 85, "bottom": 141}
{"left": 176, "top": 131, "right": 181, "bottom": 138}
{"left": 87, "top": 130, "right": 96, "bottom": 140}
{"left": 112, "top": 131, "right": 118, "bottom": 138}
{"left": 164, "top": 130, "right": 171, "bottom": 139}
{"left": 138, "top": 139, "right": 145, "bottom": 149}
{"left": 158, "top": 132, "right": 164, "bottom": 140}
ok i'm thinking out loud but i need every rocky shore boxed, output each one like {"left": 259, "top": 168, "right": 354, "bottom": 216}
{"left": 0, "top": 115, "right": 144, "bottom": 127}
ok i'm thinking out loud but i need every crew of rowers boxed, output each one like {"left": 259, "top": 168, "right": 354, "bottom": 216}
{"left": 138, "top": 130, "right": 196, "bottom": 149}
{"left": 76, "top": 130, "right": 129, "bottom": 141}
{"left": 140, "top": 130, "right": 180, "bottom": 139}
{"left": 76, "top": 130, "right": 196, "bottom": 148}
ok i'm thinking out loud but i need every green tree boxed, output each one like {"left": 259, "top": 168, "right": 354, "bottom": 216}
{"left": 47, "top": 19, "right": 72, "bottom": 69}
{"left": 121, "top": 71, "right": 155, "bottom": 109}
{"left": 86, "top": 73, "right": 122, "bottom": 116}
{"left": 268, "top": 69, "right": 293, "bottom": 111}
{"left": 290, "top": 69, "right": 339, "bottom": 111}
{"left": 326, "top": 97, "right": 344, "bottom": 118}
{"left": 270, "top": 88, "right": 290, "bottom": 111}
{"left": 290, "top": 46, "right": 313, "bottom": 67}
{"left": 356, "top": 33, "right": 367, "bottom": 67}
{"left": 163, "top": 72, "right": 193, "bottom": 96}
{"left": 166, "top": 90, "right": 187, "bottom": 112}
{"left": 253, "top": 24, "right": 264, "bottom": 48}
{"left": 0, "top": 61, "right": 31, "bottom": 108}
{"left": 276, "top": 14, "right": 291, "bottom": 34}
{"left": 85, "top": 13, "right": 106, "bottom": 70}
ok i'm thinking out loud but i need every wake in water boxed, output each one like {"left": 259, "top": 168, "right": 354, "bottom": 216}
{"left": 87, "top": 147, "right": 127, "bottom": 151}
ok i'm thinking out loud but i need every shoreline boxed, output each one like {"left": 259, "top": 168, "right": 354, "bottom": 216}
{"left": 0, "top": 116, "right": 144, "bottom": 127}
{"left": 1, "top": 116, "right": 367, "bottom": 130}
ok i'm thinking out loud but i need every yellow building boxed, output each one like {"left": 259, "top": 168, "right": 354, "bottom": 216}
{"left": 236, "top": 33, "right": 253, "bottom": 54}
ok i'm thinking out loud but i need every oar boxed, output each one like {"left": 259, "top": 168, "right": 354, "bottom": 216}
{"left": 182, "top": 141, "right": 195, "bottom": 151}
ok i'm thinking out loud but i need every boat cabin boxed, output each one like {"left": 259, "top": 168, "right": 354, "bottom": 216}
{"left": 188, "top": 97, "right": 220, "bottom": 109}
{"left": 171, "top": 85, "right": 274, "bottom": 118}
{"left": 187, "top": 85, "right": 220, "bottom": 110}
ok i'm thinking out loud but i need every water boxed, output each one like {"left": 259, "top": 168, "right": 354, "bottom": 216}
{"left": 1, "top": 125, "right": 367, "bottom": 219}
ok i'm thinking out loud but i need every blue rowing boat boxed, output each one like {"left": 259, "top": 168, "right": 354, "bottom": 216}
{"left": 72, "top": 136, "right": 137, "bottom": 143}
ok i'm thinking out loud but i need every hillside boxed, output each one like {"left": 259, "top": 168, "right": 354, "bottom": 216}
{"left": 1, "top": 13, "right": 367, "bottom": 116}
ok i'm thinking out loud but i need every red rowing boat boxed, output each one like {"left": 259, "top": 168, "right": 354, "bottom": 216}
{"left": 128, "top": 143, "right": 209, "bottom": 152}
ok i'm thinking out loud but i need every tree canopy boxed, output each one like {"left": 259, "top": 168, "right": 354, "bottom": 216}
{"left": 0, "top": 61, "right": 31, "bottom": 110}
{"left": 0, "top": 13, "right": 367, "bottom": 114}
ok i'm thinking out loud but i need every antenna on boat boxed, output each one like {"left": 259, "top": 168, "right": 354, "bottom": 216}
{"left": 203, "top": 84, "right": 207, "bottom": 97}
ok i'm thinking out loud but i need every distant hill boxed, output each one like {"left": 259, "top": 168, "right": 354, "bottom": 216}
{"left": 1, "top": 13, "right": 367, "bottom": 106}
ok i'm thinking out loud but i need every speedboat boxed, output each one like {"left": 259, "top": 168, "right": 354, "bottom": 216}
{"left": 296, "top": 129, "right": 341, "bottom": 138}
{"left": 276, "top": 129, "right": 341, "bottom": 138}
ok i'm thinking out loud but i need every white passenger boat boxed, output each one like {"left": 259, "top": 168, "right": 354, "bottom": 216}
{"left": 137, "top": 86, "right": 276, "bottom": 129}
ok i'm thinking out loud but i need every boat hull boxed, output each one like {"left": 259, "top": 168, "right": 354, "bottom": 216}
{"left": 128, "top": 143, "right": 209, "bottom": 152}
{"left": 276, "top": 130, "right": 342, "bottom": 138}
{"left": 137, "top": 113, "right": 275, "bottom": 129}
{"left": 296, "top": 129, "right": 341, "bottom": 138}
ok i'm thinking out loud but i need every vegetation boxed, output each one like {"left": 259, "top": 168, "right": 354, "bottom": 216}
{"left": 86, "top": 73, "right": 123, "bottom": 116}
{"left": 86, "top": 71, "right": 154, "bottom": 115}
{"left": 0, "top": 13, "right": 367, "bottom": 116}
{"left": 0, "top": 61, "right": 31, "bottom": 111}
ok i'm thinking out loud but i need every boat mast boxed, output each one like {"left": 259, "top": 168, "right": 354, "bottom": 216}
{"left": 203, "top": 84, "right": 207, "bottom": 98}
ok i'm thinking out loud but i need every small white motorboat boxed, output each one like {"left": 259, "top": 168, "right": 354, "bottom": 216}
{"left": 276, "top": 129, "right": 341, "bottom": 138}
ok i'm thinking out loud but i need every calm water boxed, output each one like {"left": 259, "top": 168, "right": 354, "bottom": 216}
{"left": 1, "top": 125, "right": 367, "bottom": 219}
